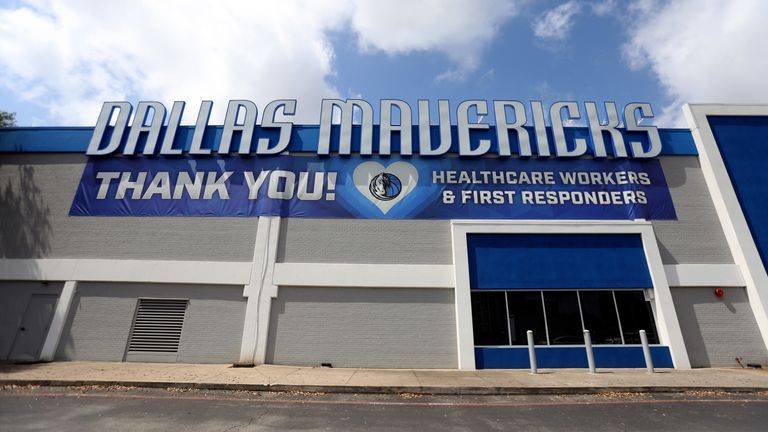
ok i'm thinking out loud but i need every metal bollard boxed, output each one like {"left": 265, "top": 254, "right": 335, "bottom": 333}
{"left": 527, "top": 330, "right": 538, "bottom": 374}
{"left": 639, "top": 329, "right": 655, "bottom": 373}
{"left": 584, "top": 330, "right": 596, "bottom": 373}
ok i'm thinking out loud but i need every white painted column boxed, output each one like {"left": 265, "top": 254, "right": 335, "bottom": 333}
{"left": 238, "top": 216, "right": 281, "bottom": 365}
{"left": 253, "top": 217, "right": 281, "bottom": 364}
{"left": 451, "top": 223, "right": 477, "bottom": 370}
{"left": 639, "top": 225, "right": 691, "bottom": 368}
{"left": 39, "top": 280, "right": 77, "bottom": 362}
{"left": 684, "top": 104, "right": 768, "bottom": 355}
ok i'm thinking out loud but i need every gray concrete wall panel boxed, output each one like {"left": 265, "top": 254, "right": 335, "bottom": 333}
{"left": 266, "top": 287, "right": 457, "bottom": 368}
{"left": 671, "top": 287, "right": 768, "bottom": 367}
{"left": 55, "top": 282, "right": 246, "bottom": 363}
{"left": 277, "top": 218, "right": 452, "bottom": 264}
{"left": 176, "top": 287, "right": 247, "bottom": 364}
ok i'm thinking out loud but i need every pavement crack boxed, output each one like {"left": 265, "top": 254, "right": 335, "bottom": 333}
{"left": 266, "top": 368, "right": 302, "bottom": 388}
{"left": 476, "top": 374, "right": 499, "bottom": 386}
{"left": 247, "top": 368, "right": 272, "bottom": 384}
{"left": 344, "top": 369, "right": 359, "bottom": 385}
{"left": 221, "top": 415, "right": 256, "bottom": 432}
{"left": 201, "top": 371, "right": 229, "bottom": 381}
{"left": 280, "top": 368, "right": 302, "bottom": 379}
{"left": 411, "top": 370, "right": 421, "bottom": 386}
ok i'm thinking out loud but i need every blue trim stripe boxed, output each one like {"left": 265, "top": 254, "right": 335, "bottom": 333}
{"left": 467, "top": 234, "right": 653, "bottom": 289}
{"left": 475, "top": 346, "right": 674, "bottom": 368}
{"left": 0, "top": 125, "right": 697, "bottom": 155}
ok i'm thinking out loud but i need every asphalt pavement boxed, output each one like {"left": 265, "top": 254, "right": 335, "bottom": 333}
{"left": 1, "top": 386, "right": 768, "bottom": 431}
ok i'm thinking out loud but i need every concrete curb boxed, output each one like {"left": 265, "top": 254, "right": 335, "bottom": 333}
{"left": 2, "top": 379, "right": 767, "bottom": 395}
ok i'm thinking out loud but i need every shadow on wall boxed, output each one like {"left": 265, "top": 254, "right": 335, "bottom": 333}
{"left": 653, "top": 157, "right": 693, "bottom": 265}
{"left": 672, "top": 288, "right": 768, "bottom": 368}
{"left": 0, "top": 164, "right": 51, "bottom": 277}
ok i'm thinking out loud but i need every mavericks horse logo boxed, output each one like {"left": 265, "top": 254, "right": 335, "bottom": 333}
{"left": 369, "top": 172, "right": 402, "bottom": 201}
{"left": 353, "top": 161, "right": 418, "bottom": 214}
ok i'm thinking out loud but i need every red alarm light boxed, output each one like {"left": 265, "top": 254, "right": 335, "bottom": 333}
{"left": 714, "top": 287, "right": 725, "bottom": 297}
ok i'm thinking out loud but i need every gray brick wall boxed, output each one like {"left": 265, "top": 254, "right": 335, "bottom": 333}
{"left": 277, "top": 218, "right": 453, "bottom": 264}
{"left": 0, "top": 154, "right": 258, "bottom": 262}
{"left": 55, "top": 284, "right": 136, "bottom": 361}
{"left": 653, "top": 157, "right": 733, "bottom": 264}
{"left": 176, "top": 288, "right": 247, "bottom": 364}
{"left": 672, "top": 287, "right": 768, "bottom": 367}
{"left": 266, "top": 287, "right": 457, "bottom": 368}
{"left": 56, "top": 282, "right": 246, "bottom": 363}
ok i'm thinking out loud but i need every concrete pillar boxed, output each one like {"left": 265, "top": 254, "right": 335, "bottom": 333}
{"left": 39, "top": 280, "right": 77, "bottom": 361}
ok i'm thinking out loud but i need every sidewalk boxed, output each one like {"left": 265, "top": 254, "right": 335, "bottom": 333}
{"left": 2, "top": 361, "right": 768, "bottom": 395}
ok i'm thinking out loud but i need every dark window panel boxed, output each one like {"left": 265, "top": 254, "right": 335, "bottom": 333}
{"left": 471, "top": 291, "right": 509, "bottom": 345}
{"left": 506, "top": 291, "right": 548, "bottom": 345}
{"left": 615, "top": 290, "right": 659, "bottom": 344}
{"left": 579, "top": 291, "right": 622, "bottom": 344}
{"left": 543, "top": 291, "right": 583, "bottom": 345}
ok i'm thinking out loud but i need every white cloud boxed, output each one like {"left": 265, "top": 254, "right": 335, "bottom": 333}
{"left": 0, "top": 0, "right": 349, "bottom": 124}
{"left": 590, "top": 0, "right": 616, "bottom": 17}
{"left": 624, "top": 0, "right": 768, "bottom": 125}
{"left": 532, "top": 1, "right": 582, "bottom": 41}
{"left": 350, "top": 0, "right": 518, "bottom": 81}
{"left": 0, "top": 0, "right": 519, "bottom": 125}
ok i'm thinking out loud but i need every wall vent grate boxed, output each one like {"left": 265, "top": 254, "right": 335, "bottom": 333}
{"left": 127, "top": 298, "right": 188, "bottom": 354}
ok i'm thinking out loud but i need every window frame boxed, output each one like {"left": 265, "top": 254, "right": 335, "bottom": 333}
{"left": 471, "top": 288, "right": 660, "bottom": 347}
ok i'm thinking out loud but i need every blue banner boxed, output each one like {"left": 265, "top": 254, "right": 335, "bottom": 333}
{"left": 70, "top": 156, "right": 676, "bottom": 219}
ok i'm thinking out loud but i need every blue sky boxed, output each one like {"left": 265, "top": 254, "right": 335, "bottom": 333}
{"left": 328, "top": 3, "right": 663, "bottom": 114}
{"left": 0, "top": 0, "right": 766, "bottom": 127}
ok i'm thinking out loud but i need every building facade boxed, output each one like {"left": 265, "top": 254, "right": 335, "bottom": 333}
{"left": 1, "top": 102, "right": 768, "bottom": 370}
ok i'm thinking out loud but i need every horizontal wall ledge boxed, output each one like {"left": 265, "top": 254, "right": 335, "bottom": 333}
{"left": 273, "top": 263, "right": 455, "bottom": 288}
{"left": 0, "top": 259, "right": 253, "bottom": 285}
{"left": 664, "top": 264, "right": 744, "bottom": 287}
{"left": 273, "top": 263, "right": 742, "bottom": 289}
{"left": 1, "top": 259, "right": 742, "bottom": 290}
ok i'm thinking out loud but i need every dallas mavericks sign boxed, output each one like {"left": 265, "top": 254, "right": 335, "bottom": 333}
{"left": 71, "top": 99, "right": 676, "bottom": 219}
